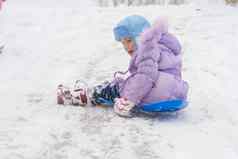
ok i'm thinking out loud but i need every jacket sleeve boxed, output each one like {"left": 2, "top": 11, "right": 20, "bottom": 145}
{"left": 120, "top": 47, "right": 160, "bottom": 105}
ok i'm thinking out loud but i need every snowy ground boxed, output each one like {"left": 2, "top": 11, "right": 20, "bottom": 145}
{"left": 0, "top": 1, "right": 238, "bottom": 159}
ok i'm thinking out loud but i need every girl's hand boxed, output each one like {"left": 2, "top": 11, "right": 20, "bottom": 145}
{"left": 114, "top": 98, "right": 135, "bottom": 117}
{"left": 114, "top": 71, "right": 131, "bottom": 80}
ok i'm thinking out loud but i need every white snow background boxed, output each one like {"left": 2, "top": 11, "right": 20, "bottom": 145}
{"left": 0, "top": 0, "right": 237, "bottom": 159}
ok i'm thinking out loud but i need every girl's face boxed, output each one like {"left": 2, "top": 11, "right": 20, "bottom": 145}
{"left": 121, "top": 37, "right": 135, "bottom": 56}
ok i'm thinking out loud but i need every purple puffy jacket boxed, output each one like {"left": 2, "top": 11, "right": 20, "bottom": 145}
{"left": 115, "top": 19, "right": 189, "bottom": 105}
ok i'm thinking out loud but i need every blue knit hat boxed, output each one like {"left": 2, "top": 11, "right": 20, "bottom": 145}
{"left": 113, "top": 15, "right": 151, "bottom": 42}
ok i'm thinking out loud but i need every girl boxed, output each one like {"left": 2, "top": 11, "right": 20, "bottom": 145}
{"left": 57, "top": 15, "right": 189, "bottom": 118}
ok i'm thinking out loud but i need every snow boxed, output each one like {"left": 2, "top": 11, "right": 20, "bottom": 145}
{"left": 0, "top": 0, "right": 238, "bottom": 159}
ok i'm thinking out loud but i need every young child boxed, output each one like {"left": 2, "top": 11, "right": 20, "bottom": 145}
{"left": 57, "top": 15, "right": 189, "bottom": 118}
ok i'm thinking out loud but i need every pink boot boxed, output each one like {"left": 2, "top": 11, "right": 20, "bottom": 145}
{"left": 71, "top": 80, "right": 88, "bottom": 106}
{"left": 57, "top": 84, "right": 72, "bottom": 105}
{"left": 57, "top": 80, "right": 88, "bottom": 106}
{"left": 71, "top": 88, "right": 87, "bottom": 106}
